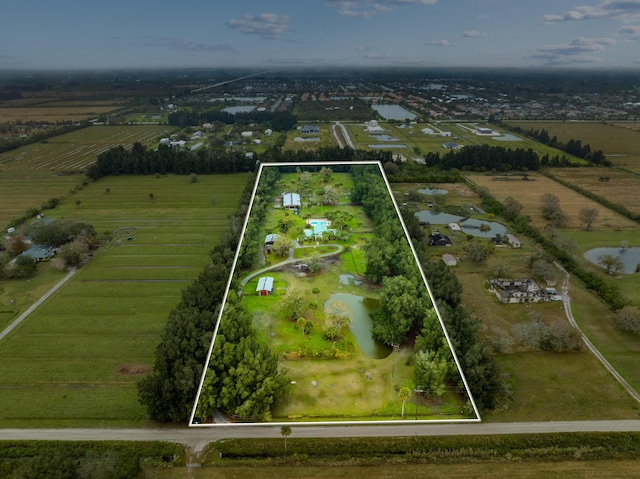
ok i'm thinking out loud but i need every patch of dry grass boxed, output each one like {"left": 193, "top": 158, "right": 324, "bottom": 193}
{"left": 469, "top": 172, "right": 637, "bottom": 230}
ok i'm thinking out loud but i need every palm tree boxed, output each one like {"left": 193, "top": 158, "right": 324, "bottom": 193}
{"left": 281, "top": 425, "right": 292, "bottom": 456}
{"left": 399, "top": 387, "right": 412, "bottom": 419}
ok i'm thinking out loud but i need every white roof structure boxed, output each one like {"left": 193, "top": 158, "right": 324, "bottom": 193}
{"left": 283, "top": 192, "right": 301, "bottom": 208}
{"left": 256, "top": 276, "right": 274, "bottom": 293}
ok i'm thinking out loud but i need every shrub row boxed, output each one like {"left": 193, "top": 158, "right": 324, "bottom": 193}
{"left": 211, "top": 432, "right": 640, "bottom": 462}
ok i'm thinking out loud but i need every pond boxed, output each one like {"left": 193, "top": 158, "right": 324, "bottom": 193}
{"left": 414, "top": 210, "right": 508, "bottom": 238}
{"left": 584, "top": 247, "right": 640, "bottom": 274}
{"left": 369, "top": 134, "right": 400, "bottom": 141}
{"left": 368, "top": 144, "right": 407, "bottom": 149}
{"left": 222, "top": 105, "right": 256, "bottom": 114}
{"left": 325, "top": 293, "right": 391, "bottom": 359}
{"left": 418, "top": 188, "right": 449, "bottom": 196}
{"left": 371, "top": 104, "right": 417, "bottom": 120}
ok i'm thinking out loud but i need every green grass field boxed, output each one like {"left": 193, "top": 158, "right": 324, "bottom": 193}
{"left": 505, "top": 121, "right": 640, "bottom": 172}
{"left": 0, "top": 173, "right": 249, "bottom": 427}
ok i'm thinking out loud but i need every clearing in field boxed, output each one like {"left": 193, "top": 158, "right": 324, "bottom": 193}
{"left": 191, "top": 162, "right": 479, "bottom": 426}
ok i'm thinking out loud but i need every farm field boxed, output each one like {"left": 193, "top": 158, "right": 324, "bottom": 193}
{"left": 549, "top": 167, "right": 640, "bottom": 216}
{"left": 0, "top": 125, "right": 175, "bottom": 172}
{"left": 0, "top": 170, "right": 84, "bottom": 227}
{"left": 0, "top": 173, "right": 250, "bottom": 427}
{"left": 0, "top": 106, "right": 122, "bottom": 123}
{"left": 468, "top": 172, "right": 638, "bottom": 231}
{"left": 505, "top": 121, "right": 640, "bottom": 172}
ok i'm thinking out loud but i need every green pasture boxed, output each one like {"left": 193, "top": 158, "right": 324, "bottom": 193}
{"left": 492, "top": 350, "right": 640, "bottom": 422}
{"left": 506, "top": 121, "right": 640, "bottom": 172}
{"left": 0, "top": 170, "right": 84, "bottom": 228}
{"left": 0, "top": 173, "right": 249, "bottom": 427}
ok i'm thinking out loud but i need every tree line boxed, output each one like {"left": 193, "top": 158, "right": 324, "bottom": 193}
{"left": 169, "top": 109, "right": 297, "bottom": 131}
{"left": 86, "top": 142, "right": 257, "bottom": 179}
{"left": 508, "top": 126, "right": 610, "bottom": 166}
{"left": 424, "top": 144, "right": 540, "bottom": 172}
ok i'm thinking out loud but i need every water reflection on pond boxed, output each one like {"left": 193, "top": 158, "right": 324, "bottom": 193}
{"left": 418, "top": 188, "right": 448, "bottom": 196}
{"left": 325, "top": 293, "right": 391, "bottom": 359}
{"left": 584, "top": 247, "right": 640, "bottom": 274}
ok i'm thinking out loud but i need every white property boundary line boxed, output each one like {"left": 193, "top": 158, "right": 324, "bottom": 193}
{"left": 0, "top": 268, "right": 76, "bottom": 343}
{"left": 189, "top": 161, "right": 481, "bottom": 427}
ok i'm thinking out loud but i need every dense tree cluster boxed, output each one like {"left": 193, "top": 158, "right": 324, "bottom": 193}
{"left": 169, "top": 109, "right": 297, "bottom": 131}
{"left": 424, "top": 144, "right": 539, "bottom": 172}
{"left": 87, "top": 143, "right": 257, "bottom": 180}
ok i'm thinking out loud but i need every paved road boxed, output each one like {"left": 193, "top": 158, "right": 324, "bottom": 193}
{"left": 2, "top": 420, "right": 640, "bottom": 454}
{"left": 0, "top": 268, "right": 76, "bottom": 343}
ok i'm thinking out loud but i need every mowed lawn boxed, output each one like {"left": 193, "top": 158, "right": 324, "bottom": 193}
{"left": 0, "top": 173, "right": 250, "bottom": 427}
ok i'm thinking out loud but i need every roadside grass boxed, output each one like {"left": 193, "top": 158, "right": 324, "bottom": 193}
{"left": 469, "top": 172, "right": 638, "bottom": 231}
{"left": 490, "top": 350, "right": 640, "bottom": 422}
{"left": 142, "top": 460, "right": 640, "bottom": 479}
{"left": 505, "top": 121, "right": 640, "bottom": 172}
{"left": 0, "top": 173, "right": 249, "bottom": 427}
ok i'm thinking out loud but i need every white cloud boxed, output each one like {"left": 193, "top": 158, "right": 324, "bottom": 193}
{"left": 138, "top": 37, "right": 234, "bottom": 52}
{"left": 228, "top": 13, "right": 290, "bottom": 40}
{"left": 543, "top": 0, "right": 640, "bottom": 24}
{"left": 526, "top": 36, "right": 616, "bottom": 65}
{"left": 426, "top": 39, "right": 456, "bottom": 46}
{"left": 463, "top": 30, "right": 490, "bottom": 38}
{"left": 327, "top": 0, "right": 437, "bottom": 19}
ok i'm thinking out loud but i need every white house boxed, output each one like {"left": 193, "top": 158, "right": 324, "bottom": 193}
{"left": 241, "top": 131, "right": 254, "bottom": 138}
{"left": 440, "top": 131, "right": 452, "bottom": 137}
{"left": 421, "top": 128, "right": 434, "bottom": 135}
{"left": 264, "top": 129, "right": 273, "bottom": 136}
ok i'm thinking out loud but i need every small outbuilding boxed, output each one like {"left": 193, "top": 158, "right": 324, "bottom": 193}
{"left": 282, "top": 192, "right": 301, "bottom": 209}
{"left": 256, "top": 276, "right": 274, "bottom": 296}
{"left": 506, "top": 233, "right": 521, "bottom": 248}
{"left": 264, "top": 233, "right": 280, "bottom": 246}
{"left": 442, "top": 253, "right": 457, "bottom": 266}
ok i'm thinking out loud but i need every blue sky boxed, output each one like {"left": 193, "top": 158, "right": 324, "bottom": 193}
{"left": 2, "top": 0, "right": 640, "bottom": 70}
